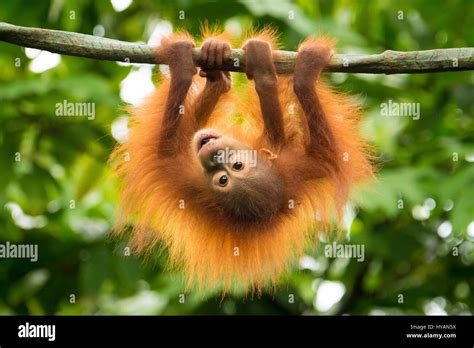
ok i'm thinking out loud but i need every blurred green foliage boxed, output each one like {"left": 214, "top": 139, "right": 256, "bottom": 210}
{"left": 0, "top": 0, "right": 473, "bottom": 315}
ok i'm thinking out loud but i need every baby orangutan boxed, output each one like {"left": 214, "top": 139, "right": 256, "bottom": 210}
{"left": 111, "top": 30, "right": 373, "bottom": 294}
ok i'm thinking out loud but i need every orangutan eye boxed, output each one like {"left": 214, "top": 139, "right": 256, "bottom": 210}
{"left": 232, "top": 161, "right": 244, "bottom": 171}
{"left": 218, "top": 175, "right": 229, "bottom": 186}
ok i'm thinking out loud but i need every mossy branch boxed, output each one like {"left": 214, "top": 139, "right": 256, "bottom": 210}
{"left": 1, "top": 22, "right": 473, "bottom": 74}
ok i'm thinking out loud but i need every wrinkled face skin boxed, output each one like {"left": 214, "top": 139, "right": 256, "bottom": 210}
{"left": 192, "top": 129, "right": 284, "bottom": 222}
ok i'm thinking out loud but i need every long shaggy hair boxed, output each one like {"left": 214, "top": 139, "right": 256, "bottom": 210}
{"left": 110, "top": 29, "right": 374, "bottom": 294}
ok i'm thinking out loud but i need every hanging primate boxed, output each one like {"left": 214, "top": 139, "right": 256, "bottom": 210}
{"left": 111, "top": 29, "right": 373, "bottom": 293}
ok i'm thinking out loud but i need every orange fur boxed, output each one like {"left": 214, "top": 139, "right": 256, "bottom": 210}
{"left": 110, "top": 30, "right": 374, "bottom": 294}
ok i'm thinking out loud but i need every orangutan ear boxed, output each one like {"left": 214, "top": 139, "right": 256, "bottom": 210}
{"left": 259, "top": 148, "right": 278, "bottom": 165}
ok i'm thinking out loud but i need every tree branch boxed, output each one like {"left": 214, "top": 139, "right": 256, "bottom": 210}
{"left": 1, "top": 22, "right": 473, "bottom": 74}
